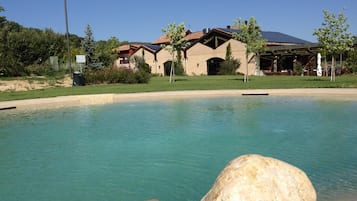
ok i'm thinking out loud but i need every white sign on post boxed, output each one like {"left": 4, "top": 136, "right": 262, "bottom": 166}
{"left": 76, "top": 55, "right": 86, "bottom": 64}
{"left": 76, "top": 55, "right": 86, "bottom": 72}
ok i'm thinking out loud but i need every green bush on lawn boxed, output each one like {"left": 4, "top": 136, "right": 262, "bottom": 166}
{"left": 83, "top": 67, "right": 151, "bottom": 85}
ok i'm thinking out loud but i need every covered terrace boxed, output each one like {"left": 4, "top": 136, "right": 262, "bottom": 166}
{"left": 260, "top": 44, "right": 321, "bottom": 76}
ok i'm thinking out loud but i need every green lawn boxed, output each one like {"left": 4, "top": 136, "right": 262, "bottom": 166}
{"left": 1, "top": 75, "right": 356, "bottom": 102}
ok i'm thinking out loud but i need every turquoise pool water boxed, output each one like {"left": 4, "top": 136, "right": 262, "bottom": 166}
{"left": 0, "top": 96, "right": 356, "bottom": 201}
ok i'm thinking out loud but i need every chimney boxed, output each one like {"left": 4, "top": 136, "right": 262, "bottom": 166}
{"left": 227, "top": 25, "right": 231, "bottom": 29}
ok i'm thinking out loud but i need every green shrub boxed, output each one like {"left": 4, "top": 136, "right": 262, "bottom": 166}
{"left": 135, "top": 69, "right": 151, "bottom": 83}
{"left": 294, "top": 64, "right": 303, "bottom": 75}
{"left": 140, "top": 63, "right": 151, "bottom": 74}
{"left": 83, "top": 67, "right": 151, "bottom": 85}
{"left": 117, "top": 68, "right": 137, "bottom": 84}
{"left": 174, "top": 62, "right": 185, "bottom": 75}
{"left": 218, "top": 59, "right": 241, "bottom": 75}
{"left": 25, "top": 64, "right": 55, "bottom": 76}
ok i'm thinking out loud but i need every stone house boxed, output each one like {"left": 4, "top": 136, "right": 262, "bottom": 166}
{"left": 115, "top": 26, "right": 312, "bottom": 76}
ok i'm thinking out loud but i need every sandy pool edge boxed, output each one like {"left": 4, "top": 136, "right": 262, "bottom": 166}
{"left": 1, "top": 88, "right": 357, "bottom": 111}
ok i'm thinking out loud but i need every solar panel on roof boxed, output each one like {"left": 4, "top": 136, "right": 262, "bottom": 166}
{"left": 146, "top": 44, "right": 161, "bottom": 51}
{"left": 218, "top": 28, "right": 311, "bottom": 44}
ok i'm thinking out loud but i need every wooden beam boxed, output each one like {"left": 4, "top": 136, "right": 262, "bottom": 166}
{"left": 215, "top": 36, "right": 218, "bottom": 48}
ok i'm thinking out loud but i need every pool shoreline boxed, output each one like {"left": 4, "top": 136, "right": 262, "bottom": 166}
{"left": 1, "top": 88, "right": 357, "bottom": 111}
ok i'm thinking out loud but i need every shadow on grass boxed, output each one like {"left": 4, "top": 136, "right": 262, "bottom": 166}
{"left": 304, "top": 78, "right": 328, "bottom": 82}
{"left": 174, "top": 78, "right": 189, "bottom": 82}
{"left": 229, "top": 78, "right": 248, "bottom": 82}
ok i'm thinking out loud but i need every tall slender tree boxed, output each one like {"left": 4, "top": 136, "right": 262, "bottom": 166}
{"left": 225, "top": 42, "right": 233, "bottom": 61}
{"left": 232, "top": 17, "right": 266, "bottom": 82}
{"left": 161, "top": 23, "right": 189, "bottom": 83}
{"left": 81, "top": 24, "right": 101, "bottom": 70}
{"left": 313, "top": 10, "right": 353, "bottom": 82}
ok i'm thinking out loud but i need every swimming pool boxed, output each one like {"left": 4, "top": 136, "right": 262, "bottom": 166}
{"left": 0, "top": 96, "right": 356, "bottom": 201}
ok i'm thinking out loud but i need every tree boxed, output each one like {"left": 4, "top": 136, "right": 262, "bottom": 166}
{"left": 8, "top": 28, "right": 63, "bottom": 66}
{"left": 0, "top": 6, "right": 6, "bottom": 26}
{"left": 225, "top": 42, "right": 233, "bottom": 61}
{"left": 232, "top": 17, "right": 266, "bottom": 82}
{"left": 0, "top": 20, "right": 66, "bottom": 76}
{"left": 345, "top": 37, "right": 357, "bottom": 74}
{"left": 0, "top": 6, "right": 11, "bottom": 75}
{"left": 81, "top": 24, "right": 101, "bottom": 70}
{"left": 175, "top": 50, "right": 185, "bottom": 75}
{"left": 96, "top": 36, "right": 120, "bottom": 67}
{"left": 62, "top": 34, "right": 84, "bottom": 64}
{"left": 161, "top": 23, "right": 189, "bottom": 83}
{"left": 313, "top": 10, "right": 354, "bottom": 81}
{"left": 0, "top": 6, "right": 84, "bottom": 76}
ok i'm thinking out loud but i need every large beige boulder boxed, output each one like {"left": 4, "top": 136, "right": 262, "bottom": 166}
{"left": 201, "top": 154, "right": 316, "bottom": 201}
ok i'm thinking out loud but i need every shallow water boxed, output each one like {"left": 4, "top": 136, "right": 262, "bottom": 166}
{"left": 0, "top": 97, "right": 356, "bottom": 201}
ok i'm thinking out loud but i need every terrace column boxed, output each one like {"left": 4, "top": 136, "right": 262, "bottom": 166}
{"left": 273, "top": 56, "right": 278, "bottom": 72}
{"left": 317, "top": 53, "right": 322, "bottom": 77}
{"left": 255, "top": 54, "right": 261, "bottom": 76}
{"left": 293, "top": 56, "right": 297, "bottom": 75}
{"left": 184, "top": 58, "right": 188, "bottom": 75}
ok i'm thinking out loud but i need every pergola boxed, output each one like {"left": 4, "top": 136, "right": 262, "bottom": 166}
{"left": 262, "top": 43, "right": 320, "bottom": 56}
{"left": 259, "top": 44, "right": 321, "bottom": 75}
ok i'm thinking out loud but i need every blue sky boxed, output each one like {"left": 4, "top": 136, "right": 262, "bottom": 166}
{"left": 1, "top": 0, "right": 356, "bottom": 43}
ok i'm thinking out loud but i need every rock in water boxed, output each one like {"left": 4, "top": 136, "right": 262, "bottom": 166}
{"left": 201, "top": 154, "right": 316, "bottom": 201}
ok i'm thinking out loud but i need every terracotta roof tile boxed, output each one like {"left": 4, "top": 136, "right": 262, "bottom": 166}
{"left": 152, "top": 35, "right": 170, "bottom": 45}
{"left": 184, "top": 31, "right": 204, "bottom": 41}
{"left": 118, "top": 44, "right": 131, "bottom": 51}
{"left": 152, "top": 30, "right": 204, "bottom": 45}
{"left": 114, "top": 44, "right": 141, "bottom": 52}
